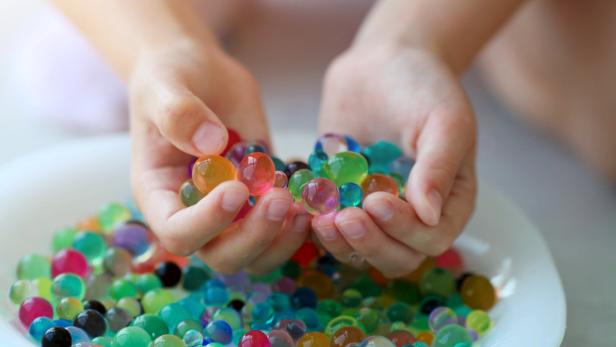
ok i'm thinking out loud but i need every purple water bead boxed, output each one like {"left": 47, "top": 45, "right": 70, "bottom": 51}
{"left": 111, "top": 223, "right": 152, "bottom": 256}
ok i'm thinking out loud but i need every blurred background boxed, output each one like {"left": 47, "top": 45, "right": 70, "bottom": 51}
{"left": 0, "top": 1, "right": 614, "bottom": 346}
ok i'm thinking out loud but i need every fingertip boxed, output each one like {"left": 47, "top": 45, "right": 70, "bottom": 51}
{"left": 192, "top": 121, "right": 228, "bottom": 155}
{"left": 209, "top": 180, "right": 250, "bottom": 213}
{"left": 407, "top": 172, "right": 442, "bottom": 227}
{"left": 312, "top": 211, "right": 339, "bottom": 241}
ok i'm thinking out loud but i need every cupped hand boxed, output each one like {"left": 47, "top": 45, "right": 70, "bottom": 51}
{"left": 313, "top": 45, "right": 477, "bottom": 278}
{"left": 129, "top": 40, "right": 310, "bottom": 274}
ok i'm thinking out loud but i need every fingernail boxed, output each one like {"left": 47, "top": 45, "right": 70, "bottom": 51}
{"left": 291, "top": 214, "right": 310, "bottom": 233}
{"left": 317, "top": 224, "right": 338, "bottom": 241}
{"left": 222, "top": 190, "right": 246, "bottom": 212}
{"left": 338, "top": 220, "right": 366, "bottom": 239}
{"left": 426, "top": 189, "right": 443, "bottom": 225}
{"left": 366, "top": 199, "right": 394, "bottom": 221}
{"left": 267, "top": 199, "right": 291, "bottom": 221}
{"left": 192, "top": 121, "right": 227, "bottom": 154}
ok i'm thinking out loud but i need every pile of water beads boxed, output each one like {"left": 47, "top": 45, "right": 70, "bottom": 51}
{"left": 9, "top": 199, "right": 497, "bottom": 347}
{"left": 180, "top": 130, "right": 415, "bottom": 214}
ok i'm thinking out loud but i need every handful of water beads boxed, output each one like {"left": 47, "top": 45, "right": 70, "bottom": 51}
{"left": 9, "top": 201, "right": 497, "bottom": 347}
{"left": 180, "top": 130, "right": 415, "bottom": 215}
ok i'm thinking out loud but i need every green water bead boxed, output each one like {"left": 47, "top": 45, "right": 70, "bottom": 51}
{"left": 17, "top": 254, "right": 51, "bottom": 280}
{"left": 288, "top": 169, "right": 315, "bottom": 201}
{"left": 317, "top": 299, "right": 342, "bottom": 318}
{"left": 212, "top": 307, "right": 242, "bottom": 330}
{"left": 92, "top": 336, "right": 114, "bottom": 347}
{"left": 308, "top": 150, "right": 331, "bottom": 178}
{"left": 350, "top": 276, "right": 382, "bottom": 298}
{"left": 386, "top": 280, "right": 421, "bottom": 305}
{"left": 34, "top": 277, "right": 53, "bottom": 302}
{"left": 52, "top": 227, "right": 78, "bottom": 253}
{"left": 142, "top": 288, "right": 175, "bottom": 314}
{"left": 180, "top": 180, "right": 204, "bottom": 207}
{"left": 99, "top": 202, "right": 132, "bottom": 232}
{"left": 112, "top": 326, "right": 153, "bottom": 347}
{"left": 110, "top": 279, "right": 138, "bottom": 300}
{"left": 181, "top": 265, "right": 210, "bottom": 291}
{"left": 432, "top": 324, "right": 472, "bottom": 347}
{"left": 324, "top": 315, "right": 360, "bottom": 336}
{"left": 131, "top": 314, "right": 169, "bottom": 340}
{"left": 136, "top": 274, "right": 162, "bottom": 294}
{"left": 465, "top": 310, "right": 491, "bottom": 335}
{"left": 52, "top": 273, "right": 86, "bottom": 300}
{"left": 159, "top": 303, "right": 193, "bottom": 332}
{"left": 73, "top": 231, "right": 108, "bottom": 263}
{"left": 153, "top": 334, "right": 186, "bottom": 347}
{"left": 9, "top": 280, "right": 35, "bottom": 304}
{"left": 327, "top": 152, "right": 369, "bottom": 186}
{"left": 56, "top": 297, "right": 83, "bottom": 320}
{"left": 386, "top": 302, "right": 413, "bottom": 323}
{"left": 341, "top": 288, "right": 363, "bottom": 308}
{"left": 420, "top": 268, "right": 456, "bottom": 298}
{"left": 281, "top": 260, "right": 301, "bottom": 279}
{"left": 362, "top": 141, "right": 402, "bottom": 173}
{"left": 174, "top": 319, "right": 201, "bottom": 338}
{"left": 117, "top": 297, "right": 142, "bottom": 317}
{"left": 249, "top": 267, "right": 282, "bottom": 283}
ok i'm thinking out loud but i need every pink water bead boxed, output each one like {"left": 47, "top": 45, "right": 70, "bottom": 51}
{"left": 51, "top": 249, "right": 89, "bottom": 278}
{"left": 239, "top": 330, "right": 271, "bottom": 347}
{"left": 19, "top": 297, "right": 53, "bottom": 327}
{"left": 301, "top": 178, "right": 340, "bottom": 216}
{"left": 238, "top": 153, "right": 276, "bottom": 196}
{"left": 435, "top": 248, "right": 464, "bottom": 272}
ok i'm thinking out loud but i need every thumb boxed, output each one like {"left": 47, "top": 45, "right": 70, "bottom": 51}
{"left": 148, "top": 80, "right": 228, "bottom": 156}
{"left": 405, "top": 115, "right": 475, "bottom": 226}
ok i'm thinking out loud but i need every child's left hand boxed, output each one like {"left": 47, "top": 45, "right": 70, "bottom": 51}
{"left": 313, "top": 44, "right": 477, "bottom": 278}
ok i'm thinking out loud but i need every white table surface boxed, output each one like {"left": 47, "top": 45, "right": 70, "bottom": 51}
{"left": 0, "top": 1, "right": 614, "bottom": 346}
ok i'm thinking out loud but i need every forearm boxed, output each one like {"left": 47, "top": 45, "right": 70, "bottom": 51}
{"left": 355, "top": 0, "right": 525, "bottom": 74}
{"left": 52, "top": 0, "right": 218, "bottom": 80}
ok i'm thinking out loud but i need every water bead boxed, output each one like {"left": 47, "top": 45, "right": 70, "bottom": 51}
{"left": 212, "top": 307, "right": 242, "bottom": 330}
{"left": 432, "top": 324, "right": 472, "bottom": 347}
{"left": 132, "top": 314, "right": 169, "bottom": 340}
{"left": 295, "top": 307, "right": 320, "bottom": 331}
{"left": 155, "top": 261, "right": 182, "bottom": 288}
{"left": 99, "top": 203, "right": 132, "bottom": 232}
{"left": 55, "top": 297, "right": 83, "bottom": 320}
{"left": 331, "top": 326, "right": 366, "bottom": 347}
{"left": 42, "top": 327, "right": 72, "bottom": 347}
{"left": 192, "top": 155, "right": 237, "bottom": 195}
{"left": 296, "top": 331, "right": 329, "bottom": 347}
{"left": 52, "top": 273, "right": 86, "bottom": 300}
{"left": 29, "top": 316, "right": 54, "bottom": 341}
{"left": 142, "top": 288, "right": 175, "bottom": 314}
{"left": 288, "top": 169, "right": 314, "bottom": 201}
{"left": 204, "top": 286, "right": 229, "bottom": 306}
{"left": 51, "top": 249, "right": 89, "bottom": 278}
{"left": 354, "top": 308, "right": 379, "bottom": 334}
{"left": 106, "top": 307, "right": 133, "bottom": 332}
{"left": 389, "top": 157, "right": 414, "bottom": 180}
{"left": 271, "top": 156, "right": 286, "bottom": 171}
{"left": 268, "top": 329, "right": 294, "bottom": 347}
{"left": 324, "top": 316, "right": 359, "bottom": 336}
{"left": 112, "top": 326, "right": 153, "bottom": 347}
{"left": 301, "top": 178, "right": 340, "bottom": 215}
{"left": 84, "top": 273, "right": 112, "bottom": 301}
{"left": 92, "top": 336, "right": 114, "bottom": 347}
{"left": 73, "top": 309, "right": 107, "bottom": 338}
{"left": 34, "top": 277, "right": 53, "bottom": 302}
{"left": 246, "top": 143, "right": 268, "bottom": 155}
{"left": 174, "top": 319, "right": 201, "bottom": 337}
{"left": 103, "top": 248, "right": 133, "bottom": 277}
{"left": 411, "top": 343, "right": 430, "bottom": 347}
{"left": 339, "top": 182, "right": 363, "bottom": 208}
{"left": 110, "top": 279, "right": 138, "bottom": 300}
{"left": 72, "top": 232, "right": 107, "bottom": 263}
{"left": 419, "top": 268, "right": 455, "bottom": 298}
{"left": 204, "top": 320, "right": 233, "bottom": 344}
{"left": 284, "top": 161, "right": 310, "bottom": 178}
{"left": 385, "top": 302, "right": 413, "bottom": 323}
{"left": 181, "top": 265, "right": 210, "bottom": 291}
{"left": 17, "top": 254, "right": 51, "bottom": 280}
{"left": 152, "top": 334, "right": 186, "bottom": 347}
{"left": 239, "top": 330, "right": 271, "bottom": 347}
{"left": 459, "top": 275, "right": 496, "bottom": 310}
{"left": 297, "top": 270, "right": 334, "bottom": 299}
{"left": 179, "top": 180, "right": 204, "bottom": 207}
{"left": 111, "top": 223, "right": 152, "bottom": 256}
{"left": 357, "top": 335, "right": 396, "bottom": 347}
{"left": 308, "top": 149, "right": 330, "bottom": 178}
{"left": 238, "top": 152, "right": 276, "bottom": 196}
{"left": 464, "top": 310, "right": 491, "bottom": 335}
{"left": 222, "top": 128, "right": 242, "bottom": 155}
{"left": 273, "top": 171, "right": 288, "bottom": 188}
{"left": 386, "top": 280, "right": 421, "bottom": 305}
{"left": 251, "top": 301, "right": 275, "bottom": 325}
{"left": 52, "top": 227, "right": 78, "bottom": 254}
{"left": 276, "top": 319, "right": 308, "bottom": 340}
{"left": 225, "top": 142, "right": 251, "bottom": 167}
{"left": 387, "top": 330, "right": 415, "bottom": 347}
{"left": 314, "top": 133, "right": 350, "bottom": 157}
{"left": 183, "top": 329, "right": 204, "bottom": 347}
{"left": 117, "top": 297, "right": 142, "bottom": 317}
{"left": 435, "top": 248, "right": 464, "bottom": 273}
{"left": 327, "top": 152, "right": 369, "bottom": 186}
{"left": 83, "top": 300, "right": 107, "bottom": 315}
{"left": 9, "top": 279, "right": 36, "bottom": 304}
{"left": 159, "top": 303, "right": 192, "bottom": 332}
{"left": 428, "top": 307, "right": 457, "bottom": 332}
{"left": 361, "top": 174, "right": 399, "bottom": 197}
{"left": 64, "top": 326, "right": 89, "bottom": 344}
{"left": 362, "top": 141, "right": 403, "bottom": 174}
{"left": 291, "top": 287, "right": 318, "bottom": 309}
{"left": 136, "top": 273, "right": 162, "bottom": 294}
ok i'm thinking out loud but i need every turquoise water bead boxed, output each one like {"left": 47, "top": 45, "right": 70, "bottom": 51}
{"left": 204, "top": 286, "right": 229, "bottom": 306}
{"left": 159, "top": 303, "right": 193, "bottom": 332}
{"left": 183, "top": 329, "right": 203, "bottom": 347}
{"left": 295, "top": 307, "right": 320, "bottom": 331}
{"left": 204, "top": 320, "right": 233, "bottom": 344}
{"left": 308, "top": 150, "right": 330, "bottom": 178}
{"left": 72, "top": 231, "right": 107, "bottom": 263}
{"left": 429, "top": 307, "right": 457, "bottom": 332}
{"left": 362, "top": 140, "right": 403, "bottom": 173}
{"left": 271, "top": 156, "right": 286, "bottom": 171}
{"left": 92, "top": 336, "right": 114, "bottom": 347}
{"left": 112, "top": 326, "right": 153, "bottom": 347}
{"left": 301, "top": 178, "right": 340, "bottom": 216}
{"left": 252, "top": 301, "right": 275, "bottom": 325}
{"left": 17, "top": 254, "right": 51, "bottom": 280}
{"left": 131, "top": 314, "right": 169, "bottom": 340}
{"left": 212, "top": 307, "right": 242, "bottom": 330}
{"left": 339, "top": 182, "right": 363, "bottom": 208}
{"left": 327, "top": 152, "right": 369, "bottom": 186}
{"left": 52, "top": 273, "right": 86, "bottom": 300}
{"left": 29, "top": 316, "right": 54, "bottom": 341}
{"left": 432, "top": 325, "right": 472, "bottom": 347}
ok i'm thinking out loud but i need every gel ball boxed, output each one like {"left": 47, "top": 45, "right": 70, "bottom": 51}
{"left": 273, "top": 171, "right": 288, "bottom": 188}
{"left": 51, "top": 249, "right": 89, "bottom": 278}
{"left": 17, "top": 254, "right": 51, "bottom": 280}
{"left": 179, "top": 179, "right": 204, "bottom": 207}
{"left": 42, "top": 327, "right": 72, "bottom": 347}
{"left": 192, "top": 155, "right": 236, "bottom": 195}
{"left": 238, "top": 152, "right": 276, "bottom": 196}
{"left": 72, "top": 231, "right": 107, "bottom": 263}
{"left": 362, "top": 140, "right": 403, "bottom": 174}
{"left": 152, "top": 334, "right": 186, "bottom": 347}
{"left": 205, "top": 320, "right": 233, "bottom": 344}
{"left": 301, "top": 178, "right": 340, "bottom": 216}
{"left": 103, "top": 248, "right": 133, "bottom": 277}
{"left": 459, "top": 275, "right": 497, "bottom": 310}
{"left": 56, "top": 297, "right": 83, "bottom": 320}
{"left": 288, "top": 169, "right": 315, "bottom": 201}
{"left": 432, "top": 324, "right": 472, "bottom": 347}
{"left": 339, "top": 182, "right": 363, "bottom": 208}
{"left": 327, "top": 152, "right": 369, "bottom": 186}
{"left": 428, "top": 306, "right": 458, "bottom": 332}
{"left": 73, "top": 309, "right": 107, "bottom": 338}
{"left": 331, "top": 326, "right": 366, "bottom": 347}
{"left": 239, "top": 330, "right": 271, "bottom": 347}
{"left": 420, "top": 268, "right": 456, "bottom": 298}
{"left": 111, "top": 222, "right": 152, "bottom": 256}
{"left": 465, "top": 310, "right": 491, "bottom": 335}
{"left": 99, "top": 202, "right": 132, "bottom": 232}
{"left": 283, "top": 161, "right": 309, "bottom": 178}
{"left": 112, "top": 326, "right": 153, "bottom": 347}
{"left": 154, "top": 261, "right": 182, "bottom": 288}
{"left": 52, "top": 273, "right": 86, "bottom": 300}
{"left": 268, "top": 329, "right": 295, "bottom": 347}
{"left": 296, "top": 332, "right": 329, "bottom": 347}
{"left": 315, "top": 133, "right": 360, "bottom": 156}
{"left": 29, "top": 316, "right": 54, "bottom": 342}
{"left": 222, "top": 128, "right": 242, "bottom": 155}
{"left": 19, "top": 296, "right": 53, "bottom": 327}
{"left": 361, "top": 174, "right": 400, "bottom": 197}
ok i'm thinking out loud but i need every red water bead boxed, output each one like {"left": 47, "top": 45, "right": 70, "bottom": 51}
{"left": 239, "top": 330, "right": 271, "bottom": 347}
{"left": 19, "top": 297, "right": 53, "bottom": 327}
{"left": 51, "top": 249, "right": 89, "bottom": 278}
{"left": 435, "top": 248, "right": 464, "bottom": 272}
{"left": 291, "top": 241, "right": 319, "bottom": 267}
{"left": 388, "top": 330, "right": 416, "bottom": 347}
{"left": 361, "top": 173, "right": 399, "bottom": 196}
{"left": 234, "top": 201, "right": 254, "bottom": 222}
{"left": 222, "top": 128, "right": 242, "bottom": 156}
{"left": 238, "top": 153, "right": 276, "bottom": 196}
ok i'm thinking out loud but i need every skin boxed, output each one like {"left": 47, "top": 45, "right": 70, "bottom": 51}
{"left": 53, "top": 0, "right": 524, "bottom": 276}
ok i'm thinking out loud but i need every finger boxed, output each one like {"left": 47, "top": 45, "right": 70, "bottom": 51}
{"left": 197, "top": 188, "right": 293, "bottom": 274}
{"left": 311, "top": 212, "right": 358, "bottom": 266}
{"left": 245, "top": 204, "right": 311, "bottom": 274}
{"left": 404, "top": 112, "right": 475, "bottom": 226}
{"left": 138, "top": 76, "right": 228, "bottom": 156}
{"left": 334, "top": 208, "right": 424, "bottom": 278}
{"left": 364, "top": 155, "right": 477, "bottom": 257}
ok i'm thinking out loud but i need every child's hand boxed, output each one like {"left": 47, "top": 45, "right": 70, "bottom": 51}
{"left": 314, "top": 45, "right": 477, "bottom": 278}
{"left": 129, "top": 41, "right": 310, "bottom": 274}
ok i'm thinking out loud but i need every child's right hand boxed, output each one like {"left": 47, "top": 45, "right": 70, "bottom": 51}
{"left": 128, "top": 40, "right": 310, "bottom": 274}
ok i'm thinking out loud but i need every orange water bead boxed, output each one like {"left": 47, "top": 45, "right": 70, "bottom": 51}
{"left": 331, "top": 326, "right": 365, "bottom": 347}
{"left": 77, "top": 216, "right": 102, "bottom": 232}
{"left": 460, "top": 274, "right": 497, "bottom": 310}
{"left": 192, "top": 155, "right": 236, "bottom": 195}
{"left": 238, "top": 152, "right": 276, "bottom": 196}
{"left": 296, "top": 332, "right": 330, "bottom": 347}
{"left": 361, "top": 173, "right": 399, "bottom": 196}
{"left": 297, "top": 270, "right": 335, "bottom": 299}
{"left": 416, "top": 331, "right": 433, "bottom": 345}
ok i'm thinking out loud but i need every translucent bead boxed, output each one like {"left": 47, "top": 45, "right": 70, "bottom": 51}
{"left": 268, "top": 329, "right": 294, "bottom": 347}
{"left": 110, "top": 279, "right": 138, "bottom": 300}
{"left": 271, "top": 156, "right": 286, "bottom": 171}
{"left": 66, "top": 326, "right": 90, "bottom": 345}
{"left": 51, "top": 227, "right": 78, "bottom": 253}
{"left": 252, "top": 302, "right": 275, "bottom": 325}
{"left": 52, "top": 273, "right": 86, "bottom": 300}
{"left": 74, "top": 309, "right": 107, "bottom": 338}
{"left": 339, "top": 182, "right": 363, "bottom": 208}
{"left": 192, "top": 155, "right": 237, "bottom": 195}
{"left": 222, "top": 128, "right": 242, "bottom": 155}
{"left": 308, "top": 150, "right": 330, "bottom": 178}
{"left": 9, "top": 279, "right": 36, "bottom": 305}
{"left": 117, "top": 297, "right": 142, "bottom": 317}
{"left": 56, "top": 297, "right": 83, "bottom": 320}
{"left": 274, "top": 171, "right": 288, "bottom": 188}
{"left": 112, "top": 326, "right": 153, "bottom": 347}
{"left": 315, "top": 133, "right": 360, "bottom": 156}
{"left": 28, "top": 316, "right": 53, "bottom": 341}
{"left": 324, "top": 316, "right": 359, "bottom": 337}
{"left": 204, "top": 320, "right": 233, "bottom": 344}
{"left": 331, "top": 326, "right": 365, "bottom": 347}
{"left": 238, "top": 152, "right": 276, "bottom": 196}
{"left": 465, "top": 310, "right": 491, "bottom": 335}
{"left": 141, "top": 288, "right": 174, "bottom": 314}
{"left": 84, "top": 273, "right": 112, "bottom": 301}
{"left": 103, "top": 248, "right": 133, "bottom": 277}
{"left": 179, "top": 179, "right": 204, "bottom": 207}
{"left": 51, "top": 249, "right": 89, "bottom": 278}
{"left": 459, "top": 275, "right": 497, "bottom": 310}
{"left": 362, "top": 140, "right": 403, "bottom": 174}
{"left": 42, "top": 327, "right": 72, "bottom": 347}
{"left": 154, "top": 261, "right": 182, "bottom": 288}
{"left": 136, "top": 274, "right": 162, "bottom": 294}
{"left": 301, "top": 178, "right": 340, "bottom": 216}
{"left": 288, "top": 169, "right": 314, "bottom": 201}
{"left": 111, "top": 223, "right": 152, "bottom": 256}
{"left": 387, "top": 330, "right": 415, "bottom": 347}
{"left": 432, "top": 325, "right": 472, "bottom": 347}
{"left": 296, "top": 332, "right": 329, "bottom": 347}
{"left": 389, "top": 156, "right": 414, "bottom": 179}
{"left": 275, "top": 319, "right": 307, "bottom": 341}
{"left": 92, "top": 336, "right": 114, "bottom": 347}
{"left": 132, "top": 314, "right": 169, "bottom": 340}
{"left": 283, "top": 161, "right": 310, "bottom": 178}
{"left": 106, "top": 307, "right": 132, "bottom": 332}
{"left": 327, "top": 152, "right": 369, "bottom": 186}
{"left": 17, "top": 254, "right": 51, "bottom": 280}
{"left": 428, "top": 307, "right": 457, "bottom": 332}
{"left": 238, "top": 330, "right": 270, "bottom": 347}
{"left": 435, "top": 248, "right": 464, "bottom": 273}
{"left": 33, "top": 277, "right": 53, "bottom": 302}
{"left": 98, "top": 202, "right": 132, "bottom": 232}
{"left": 385, "top": 302, "right": 413, "bottom": 323}
{"left": 291, "top": 287, "right": 318, "bottom": 309}
{"left": 181, "top": 265, "right": 210, "bottom": 292}
{"left": 159, "top": 303, "right": 192, "bottom": 332}
{"left": 361, "top": 174, "right": 399, "bottom": 197}
{"left": 72, "top": 231, "right": 107, "bottom": 263}
{"left": 174, "top": 320, "right": 201, "bottom": 338}
{"left": 151, "top": 334, "right": 186, "bottom": 347}
{"left": 212, "top": 307, "right": 242, "bottom": 330}
{"left": 183, "top": 329, "right": 204, "bottom": 347}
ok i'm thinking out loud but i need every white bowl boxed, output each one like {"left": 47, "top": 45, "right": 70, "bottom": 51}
{"left": 0, "top": 134, "right": 566, "bottom": 346}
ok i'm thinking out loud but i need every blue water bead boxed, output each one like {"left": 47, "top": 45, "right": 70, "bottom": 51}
{"left": 274, "top": 310, "right": 296, "bottom": 324}
{"left": 412, "top": 343, "right": 431, "bottom": 347}
{"left": 204, "top": 287, "right": 229, "bottom": 306}
{"left": 204, "top": 320, "right": 233, "bottom": 344}
{"left": 344, "top": 135, "right": 362, "bottom": 152}
{"left": 267, "top": 292, "right": 292, "bottom": 312}
{"left": 159, "top": 303, "right": 193, "bottom": 332}
{"left": 362, "top": 140, "right": 403, "bottom": 173}
{"left": 389, "top": 156, "right": 415, "bottom": 178}
{"left": 339, "top": 182, "right": 363, "bottom": 208}
{"left": 51, "top": 319, "right": 72, "bottom": 328}
{"left": 294, "top": 308, "right": 320, "bottom": 331}
{"left": 252, "top": 302, "right": 275, "bottom": 325}
{"left": 66, "top": 326, "right": 90, "bottom": 344}
{"left": 308, "top": 150, "right": 330, "bottom": 178}
{"left": 271, "top": 156, "right": 286, "bottom": 171}
{"left": 204, "top": 279, "right": 226, "bottom": 289}
{"left": 291, "top": 287, "right": 318, "bottom": 309}
{"left": 29, "top": 316, "right": 54, "bottom": 341}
